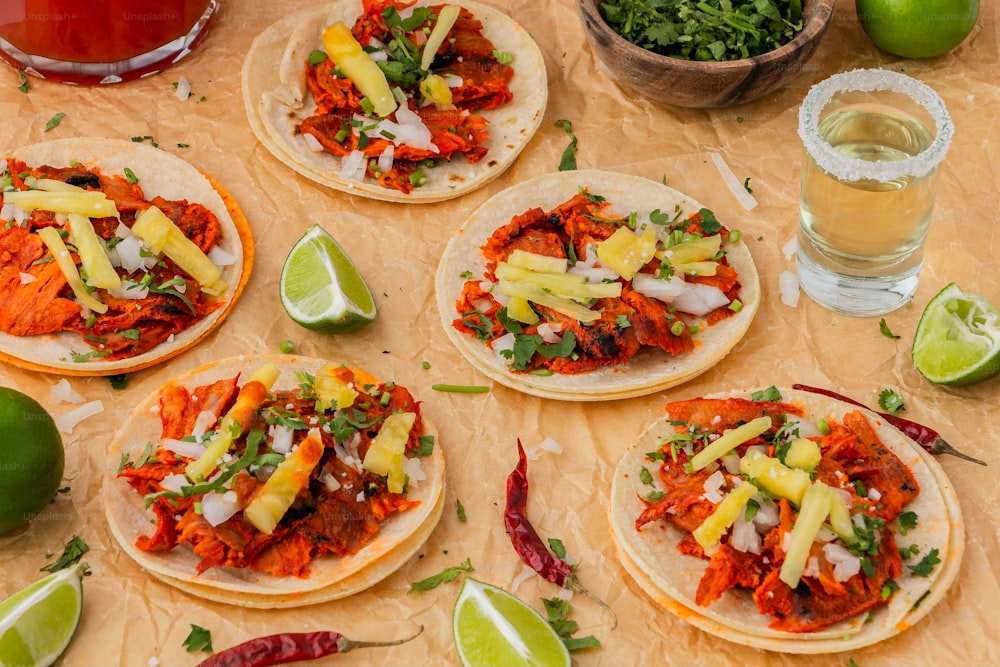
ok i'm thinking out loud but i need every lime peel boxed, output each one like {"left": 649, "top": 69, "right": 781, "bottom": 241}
{"left": 279, "top": 225, "right": 376, "bottom": 334}
{"left": 0, "top": 564, "right": 84, "bottom": 667}
{"left": 912, "top": 282, "right": 1000, "bottom": 385}
{"left": 453, "top": 578, "right": 570, "bottom": 667}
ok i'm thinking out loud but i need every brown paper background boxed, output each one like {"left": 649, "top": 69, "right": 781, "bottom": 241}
{"left": 1, "top": 0, "right": 998, "bottom": 664}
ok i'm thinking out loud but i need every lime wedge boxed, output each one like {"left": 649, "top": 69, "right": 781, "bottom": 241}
{"left": 453, "top": 578, "right": 570, "bottom": 667}
{"left": 279, "top": 225, "right": 376, "bottom": 334}
{"left": 0, "top": 564, "right": 83, "bottom": 667}
{"left": 912, "top": 282, "right": 1000, "bottom": 385}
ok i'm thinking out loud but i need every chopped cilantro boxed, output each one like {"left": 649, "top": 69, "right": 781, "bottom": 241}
{"left": 18, "top": 71, "right": 30, "bottom": 93}
{"left": 554, "top": 119, "right": 578, "bottom": 171}
{"left": 492, "top": 49, "right": 514, "bottom": 65}
{"left": 615, "top": 314, "right": 631, "bottom": 328}
{"left": 123, "top": 167, "right": 138, "bottom": 184}
{"left": 878, "top": 388, "right": 904, "bottom": 416}
{"left": 750, "top": 386, "right": 781, "bottom": 402}
{"left": 407, "top": 558, "right": 474, "bottom": 593}
{"left": 182, "top": 624, "right": 213, "bottom": 653}
{"left": 907, "top": 548, "right": 940, "bottom": 577}
{"left": 897, "top": 510, "right": 918, "bottom": 535}
{"left": 415, "top": 434, "right": 435, "bottom": 455}
{"left": 45, "top": 112, "right": 66, "bottom": 132}
{"left": 541, "top": 597, "right": 601, "bottom": 652}
{"left": 308, "top": 49, "right": 328, "bottom": 65}
{"left": 456, "top": 499, "right": 467, "bottom": 522}
{"left": 40, "top": 535, "right": 89, "bottom": 572}
{"left": 108, "top": 374, "right": 129, "bottom": 390}
{"left": 879, "top": 317, "right": 900, "bottom": 339}
{"left": 639, "top": 467, "right": 653, "bottom": 485}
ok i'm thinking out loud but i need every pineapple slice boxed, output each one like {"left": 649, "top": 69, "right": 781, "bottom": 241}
{"left": 67, "top": 213, "right": 121, "bottom": 290}
{"left": 419, "top": 74, "right": 453, "bottom": 107}
{"left": 4, "top": 189, "right": 119, "bottom": 219}
{"left": 692, "top": 479, "right": 757, "bottom": 551}
{"left": 506, "top": 249, "right": 568, "bottom": 274}
{"left": 420, "top": 5, "right": 461, "bottom": 70}
{"left": 595, "top": 226, "right": 657, "bottom": 280}
{"left": 497, "top": 280, "right": 601, "bottom": 323}
{"left": 784, "top": 437, "right": 822, "bottom": 472}
{"left": 322, "top": 21, "right": 397, "bottom": 117}
{"left": 505, "top": 295, "right": 539, "bottom": 325}
{"left": 825, "top": 486, "right": 858, "bottom": 546}
{"left": 779, "top": 481, "right": 832, "bottom": 588}
{"left": 496, "top": 263, "right": 621, "bottom": 300}
{"left": 244, "top": 429, "right": 325, "bottom": 534}
{"left": 185, "top": 363, "right": 280, "bottom": 481}
{"left": 36, "top": 227, "right": 107, "bottom": 314}
{"left": 131, "top": 206, "right": 227, "bottom": 296}
{"left": 739, "top": 449, "right": 811, "bottom": 506}
{"left": 363, "top": 412, "right": 416, "bottom": 494}
{"left": 314, "top": 364, "right": 358, "bottom": 412}
{"left": 689, "top": 416, "right": 771, "bottom": 472}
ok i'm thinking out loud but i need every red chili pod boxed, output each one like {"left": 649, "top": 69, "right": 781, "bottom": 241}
{"left": 196, "top": 627, "right": 423, "bottom": 667}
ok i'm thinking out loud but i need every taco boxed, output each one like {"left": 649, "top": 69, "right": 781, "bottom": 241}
{"left": 103, "top": 355, "right": 445, "bottom": 608}
{"left": 0, "top": 137, "right": 252, "bottom": 376}
{"left": 241, "top": 0, "right": 547, "bottom": 203}
{"left": 610, "top": 386, "right": 964, "bottom": 653}
{"left": 434, "top": 170, "right": 760, "bottom": 401}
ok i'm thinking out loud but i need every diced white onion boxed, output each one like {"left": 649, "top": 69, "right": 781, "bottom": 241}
{"left": 567, "top": 264, "right": 619, "bottom": 283}
{"left": 823, "top": 542, "right": 862, "bottom": 582}
{"left": 160, "top": 473, "right": 187, "bottom": 493}
{"left": 779, "top": 271, "right": 800, "bottom": 308}
{"left": 782, "top": 236, "right": 798, "bottom": 260}
{"left": 867, "top": 487, "right": 882, "bottom": 502}
{"left": 201, "top": 490, "right": 239, "bottom": 527}
{"left": 356, "top": 490, "right": 366, "bottom": 503}
{"left": 751, "top": 497, "right": 779, "bottom": 533}
{"left": 701, "top": 469, "right": 726, "bottom": 503}
{"left": 0, "top": 202, "right": 15, "bottom": 222}
{"left": 782, "top": 414, "right": 821, "bottom": 439}
{"left": 538, "top": 437, "right": 563, "bottom": 455}
{"left": 631, "top": 272, "right": 686, "bottom": 302}
{"left": 191, "top": 411, "right": 218, "bottom": 440}
{"left": 162, "top": 437, "right": 206, "bottom": 459}
{"left": 802, "top": 556, "right": 820, "bottom": 579}
{"left": 815, "top": 525, "right": 837, "bottom": 543}
{"left": 321, "top": 472, "right": 342, "bottom": 492}
{"left": 368, "top": 49, "right": 388, "bottom": 62}
{"left": 175, "top": 76, "right": 192, "bottom": 101}
{"left": 670, "top": 281, "right": 730, "bottom": 316}
{"left": 269, "top": 424, "right": 294, "bottom": 455}
{"left": 510, "top": 563, "right": 536, "bottom": 594}
{"left": 107, "top": 279, "right": 149, "bottom": 300}
{"left": 443, "top": 74, "right": 464, "bottom": 88}
{"left": 53, "top": 400, "right": 103, "bottom": 434}
{"left": 378, "top": 143, "right": 395, "bottom": 175}
{"left": 50, "top": 378, "right": 86, "bottom": 404}
{"left": 383, "top": 104, "right": 439, "bottom": 153}
{"left": 537, "top": 322, "right": 563, "bottom": 344}
{"left": 110, "top": 234, "right": 157, "bottom": 273}
{"left": 492, "top": 332, "right": 516, "bottom": 366}
{"left": 207, "top": 246, "right": 236, "bottom": 267}
{"left": 711, "top": 152, "right": 757, "bottom": 211}
{"left": 402, "top": 456, "right": 426, "bottom": 487}
{"left": 302, "top": 132, "right": 324, "bottom": 152}
{"left": 721, "top": 452, "right": 741, "bottom": 475}
{"left": 340, "top": 150, "right": 367, "bottom": 181}
{"left": 730, "top": 512, "right": 761, "bottom": 554}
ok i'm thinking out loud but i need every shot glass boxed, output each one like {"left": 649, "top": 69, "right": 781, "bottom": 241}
{"left": 0, "top": 0, "right": 218, "bottom": 85}
{"left": 795, "top": 68, "right": 953, "bottom": 317}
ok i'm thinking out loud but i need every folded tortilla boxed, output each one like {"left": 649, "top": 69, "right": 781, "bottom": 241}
{"left": 0, "top": 137, "right": 252, "bottom": 376}
{"left": 240, "top": 0, "right": 548, "bottom": 203}
{"left": 102, "top": 354, "right": 446, "bottom": 608}
{"left": 434, "top": 169, "right": 761, "bottom": 400}
{"left": 609, "top": 387, "right": 964, "bottom": 653}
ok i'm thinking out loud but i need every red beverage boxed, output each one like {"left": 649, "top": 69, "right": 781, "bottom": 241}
{"left": 0, "top": 0, "right": 218, "bottom": 84}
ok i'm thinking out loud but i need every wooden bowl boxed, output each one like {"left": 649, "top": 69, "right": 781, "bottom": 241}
{"left": 577, "top": 0, "right": 836, "bottom": 109}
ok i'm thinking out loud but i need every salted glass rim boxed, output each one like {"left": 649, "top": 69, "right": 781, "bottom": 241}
{"left": 797, "top": 68, "right": 953, "bottom": 183}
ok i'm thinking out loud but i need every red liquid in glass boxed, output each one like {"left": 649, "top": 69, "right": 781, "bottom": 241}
{"left": 0, "top": 0, "right": 217, "bottom": 84}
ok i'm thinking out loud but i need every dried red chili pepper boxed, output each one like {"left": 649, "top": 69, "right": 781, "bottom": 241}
{"left": 504, "top": 439, "right": 618, "bottom": 627}
{"left": 792, "top": 383, "right": 985, "bottom": 466}
{"left": 195, "top": 626, "right": 422, "bottom": 667}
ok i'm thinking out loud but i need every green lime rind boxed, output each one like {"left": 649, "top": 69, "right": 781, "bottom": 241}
{"left": 279, "top": 225, "right": 376, "bottom": 334}
{"left": 0, "top": 564, "right": 84, "bottom": 667}
{"left": 453, "top": 578, "right": 570, "bottom": 667}
{"left": 912, "top": 282, "right": 1000, "bottom": 386}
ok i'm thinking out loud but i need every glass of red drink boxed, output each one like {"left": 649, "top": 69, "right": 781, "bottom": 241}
{"left": 0, "top": 0, "right": 218, "bottom": 85}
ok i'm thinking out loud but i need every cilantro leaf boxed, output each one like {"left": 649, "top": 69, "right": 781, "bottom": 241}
{"left": 879, "top": 317, "right": 900, "bottom": 339}
{"left": 907, "top": 548, "right": 940, "bottom": 577}
{"left": 878, "top": 388, "right": 904, "bottom": 416}
{"left": 182, "top": 624, "right": 213, "bottom": 653}
{"left": 45, "top": 112, "right": 66, "bottom": 132}
{"left": 40, "top": 535, "right": 89, "bottom": 572}
{"left": 750, "top": 386, "right": 781, "bottom": 402}
{"left": 541, "top": 597, "right": 601, "bottom": 651}
{"left": 408, "top": 558, "right": 474, "bottom": 593}
{"left": 554, "top": 119, "right": 578, "bottom": 171}
{"left": 897, "top": 510, "right": 918, "bottom": 535}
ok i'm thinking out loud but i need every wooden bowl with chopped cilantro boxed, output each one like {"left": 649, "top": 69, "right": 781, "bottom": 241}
{"left": 577, "top": 0, "right": 836, "bottom": 108}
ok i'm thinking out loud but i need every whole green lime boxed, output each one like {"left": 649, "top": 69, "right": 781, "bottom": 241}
{"left": 0, "top": 387, "right": 65, "bottom": 534}
{"left": 856, "top": 0, "right": 979, "bottom": 58}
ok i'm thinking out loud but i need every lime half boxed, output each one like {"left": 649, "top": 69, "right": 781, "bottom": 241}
{"left": 279, "top": 225, "right": 376, "bottom": 334}
{"left": 453, "top": 578, "right": 570, "bottom": 667}
{"left": 912, "top": 282, "right": 1000, "bottom": 385}
{"left": 0, "top": 564, "right": 84, "bottom": 667}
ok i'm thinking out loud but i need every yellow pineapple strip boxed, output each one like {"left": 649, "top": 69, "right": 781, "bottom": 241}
{"left": 131, "top": 206, "right": 227, "bottom": 296}
{"left": 245, "top": 429, "right": 325, "bottom": 534}
{"left": 5, "top": 189, "right": 119, "bottom": 219}
{"left": 692, "top": 479, "right": 757, "bottom": 551}
{"left": 314, "top": 363, "right": 359, "bottom": 412}
{"left": 322, "top": 21, "right": 397, "bottom": 117}
{"left": 36, "top": 227, "right": 108, "bottom": 314}
{"left": 779, "top": 481, "right": 832, "bottom": 588}
{"left": 689, "top": 416, "right": 771, "bottom": 472}
{"left": 67, "top": 213, "right": 121, "bottom": 290}
{"left": 420, "top": 5, "right": 461, "bottom": 70}
{"left": 739, "top": 449, "right": 812, "bottom": 506}
{"left": 363, "top": 412, "right": 417, "bottom": 494}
